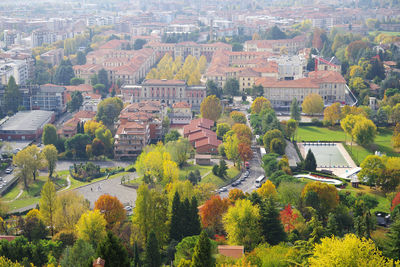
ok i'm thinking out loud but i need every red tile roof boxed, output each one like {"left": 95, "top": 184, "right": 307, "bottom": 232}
{"left": 173, "top": 101, "right": 191, "bottom": 108}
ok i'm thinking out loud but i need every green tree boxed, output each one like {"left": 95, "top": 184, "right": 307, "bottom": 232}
{"left": 97, "top": 231, "right": 130, "bottom": 267}
{"left": 165, "top": 130, "right": 181, "bottom": 143}
{"left": 259, "top": 197, "right": 286, "bottom": 245}
{"left": 263, "top": 129, "right": 285, "bottom": 153}
{"left": 304, "top": 149, "right": 317, "bottom": 171}
{"left": 286, "top": 119, "right": 298, "bottom": 141}
{"left": 42, "top": 145, "right": 58, "bottom": 177}
{"left": 200, "top": 95, "right": 222, "bottom": 121}
{"left": 39, "top": 179, "right": 58, "bottom": 236}
{"left": 134, "top": 39, "right": 147, "bottom": 50}
{"left": 223, "top": 78, "right": 240, "bottom": 96}
{"left": 386, "top": 218, "right": 400, "bottom": 261}
{"left": 60, "top": 239, "right": 95, "bottom": 267}
{"left": 145, "top": 230, "right": 161, "bottom": 267}
{"left": 190, "top": 231, "right": 215, "bottom": 267}
{"left": 54, "top": 59, "right": 74, "bottom": 85}
{"left": 358, "top": 155, "right": 385, "bottom": 186}
{"left": 206, "top": 80, "right": 222, "bottom": 98}
{"left": 65, "top": 133, "right": 91, "bottom": 158}
{"left": 96, "top": 97, "right": 124, "bottom": 128}
{"left": 170, "top": 192, "right": 182, "bottom": 241}
{"left": 98, "top": 68, "right": 109, "bottom": 90}
{"left": 42, "top": 124, "right": 58, "bottom": 146}
{"left": 352, "top": 118, "right": 377, "bottom": 146}
{"left": 290, "top": 98, "right": 301, "bottom": 121}
{"left": 70, "top": 77, "right": 85, "bottom": 85}
{"left": 67, "top": 91, "right": 83, "bottom": 112}
{"left": 76, "top": 51, "right": 86, "bottom": 65}
{"left": 216, "top": 123, "right": 230, "bottom": 138}
{"left": 2, "top": 76, "right": 21, "bottom": 115}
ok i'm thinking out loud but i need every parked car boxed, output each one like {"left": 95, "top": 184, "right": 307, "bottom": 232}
{"left": 5, "top": 168, "right": 13, "bottom": 174}
{"left": 124, "top": 206, "right": 132, "bottom": 211}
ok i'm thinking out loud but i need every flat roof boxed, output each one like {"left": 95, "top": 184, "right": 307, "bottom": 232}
{"left": 0, "top": 110, "right": 54, "bottom": 132}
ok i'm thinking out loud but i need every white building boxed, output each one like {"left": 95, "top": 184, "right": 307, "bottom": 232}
{"left": 0, "top": 59, "right": 29, "bottom": 85}
{"left": 270, "top": 55, "right": 307, "bottom": 80}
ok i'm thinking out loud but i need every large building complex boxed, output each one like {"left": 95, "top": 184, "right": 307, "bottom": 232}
{"left": 121, "top": 79, "right": 206, "bottom": 110}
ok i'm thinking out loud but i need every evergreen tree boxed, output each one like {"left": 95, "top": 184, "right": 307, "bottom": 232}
{"left": 304, "top": 149, "right": 317, "bottom": 171}
{"left": 182, "top": 198, "right": 192, "bottom": 237}
{"left": 190, "top": 197, "right": 201, "bottom": 237}
{"left": 290, "top": 98, "right": 301, "bottom": 121}
{"left": 188, "top": 171, "right": 198, "bottom": 185}
{"left": 326, "top": 212, "right": 339, "bottom": 236}
{"left": 145, "top": 230, "right": 161, "bottom": 267}
{"left": 170, "top": 192, "right": 182, "bottom": 241}
{"left": 2, "top": 76, "right": 21, "bottom": 115}
{"left": 97, "top": 231, "right": 130, "bottom": 267}
{"left": 76, "top": 122, "right": 81, "bottom": 134}
{"left": 98, "top": 68, "right": 109, "bottom": 90}
{"left": 133, "top": 242, "right": 141, "bottom": 267}
{"left": 191, "top": 231, "right": 215, "bottom": 267}
{"left": 76, "top": 51, "right": 86, "bottom": 65}
{"left": 218, "top": 160, "right": 228, "bottom": 178}
{"left": 54, "top": 60, "right": 74, "bottom": 85}
{"left": 386, "top": 218, "right": 400, "bottom": 260}
{"left": 259, "top": 197, "right": 286, "bottom": 245}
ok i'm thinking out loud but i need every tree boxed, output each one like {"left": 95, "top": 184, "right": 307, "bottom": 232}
{"left": 134, "top": 38, "right": 147, "bottom": 50}
{"left": 199, "top": 196, "right": 229, "bottom": 234}
{"left": 217, "top": 159, "right": 228, "bottom": 177}
{"left": 251, "top": 97, "right": 271, "bottom": 114}
{"left": 302, "top": 181, "right": 339, "bottom": 213}
{"left": 67, "top": 91, "right": 83, "bottom": 112}
{"left": 302, "top": 93, "right": 324, "bottom": 115}
{"left": 97, "top": 231, "right": 130, "bottom": 267}
{"left": 280, "top": 204, "right": 298, "bottom": 233}
{"left": 13, "top": 145, "right": 43, "bottom": 189}
{"left": 206, "top": 80, "right": 222, "bottom": 98}
{"left": 96, "top": 97, "right": 124, "bottom": 128}
{"left": 93, "top": 83, "right": 106, "bottom": 95}
{"left": 386, "top": 218, "right": 400, "bottom": 261}
{"left": 224, "top": 134, "right": 240, "bottom": 166}
{"left": 65, "top": 134, "right": 91, "bottom": 158}
{"left": 265, "top": 25, "right": 286, "bottom": 40}
{"left": 352, "top": 118, "right": 377, "bottom": 146}
{"left": 223, "top": 199, "right": 262, "bottom": 250}
{"left": 200, "top": 95, "right": 221, "bottom": 121}
{"left": 238, "top": 143, "right": 252, "bottom": 167}
{"left": 54, "top": 59, "right": 74, "bottom": 85}
{"left": 170, "top": 192, "right": 183, "bottom": 242}
{"left": 76, "top": 51, "right": 86, "bottom": 65}
{"left": 191, "top": 231, "right": 215, "bottom": 267}
{"left": 286, "top": 119, "right": 298, "bottom": 141}
{"left": 257, "top": 180, "right": 278, "bottom": 199}
{"left": 308, "top": 234, "right": 392, "bottom": 267}
{"left": 145, "top": 230, "right": 161, "bottom": 267}
{"left": 232, "top": 123, "right": 252, "bottom": 145}
{"left": 94, "top": 194, "right": 126, "bottom": 229}
{"left": 70, "top": 77, "right": 85, "bottom": 85}
{"left": 55, "top": 191, "right": 89, "bottom": 232}
{"left": 39, "top": 179, "right": 58, "bottom": 236}
{"left": 98, "top": 68, "right": 109, "bottom": 90}
{"left": 165, "top": 130, "right": 181, "bottom": 143}
{"left": 42, "top": 124, "right": 58, "bottom": 146}
{"left": 60, "top": 239, "right": 95, "bottom": 267}
{"left": 230, "top": 111, "right": 247, "bottom": 124}
{"left": 21, "top": 209, "right": 48, "bottom": 241}
{"left": 0, "top": 256, "right": 24, "bottom": 267}
{"left": 263, "top": 129, "right": 285, "bottom": 153}
{"left": 270, "top": 138, "right": 286, "bottom": 155}
{"left": 358, "top": 155, "right": 385, "bottom": 186}
{"left": 304, "top": 149, "right": 317, "bottom": 171}
{"left": 290, "top": 98, "right": 301, "bottom": 121}
{"left": 324, "top": 102, "right": 341, "bottom": 126}
{"left": 76, "top": 209, "right": 107, "bottom": 248}
{"left": 42, "top": 145, "right": 58, "bottom": 177}
{"left": 2, "top": 76, "right": 21, "bottom": 115}
{"left": 259, "top": 197, "right": 286, "bottom": 245}
{"left": 216, "top": 123, "right": 230, "bottom": 138}
{"left": 223, "top": 78, "right": 240, "bottom": 96}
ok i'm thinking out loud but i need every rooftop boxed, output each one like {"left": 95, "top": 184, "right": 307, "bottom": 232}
{"left": 0, "top": 110, "right": 54, "bottom": 132}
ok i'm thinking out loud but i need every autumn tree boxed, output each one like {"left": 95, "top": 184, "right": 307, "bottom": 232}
{"left": 393, "top": 123, "right": 400, "bottom": 149}
{"left": 280, "top": 204, "right": 298, "bottom": 233}
{"left": 216, "top": 123, "right": 231, "bottom": 138}
{"left": 76, "top": 209, "right": 107, "bottom": 248}
{"left": 352, "top": 117, "right": 377, "bottom": 146}
{"left": 39, "top": 180, "right": 58, "bottom": 236}
{"left": 228, "top": 189, "right": 246, "bottom": 203}
{"left": 257, "top": 180, "right": 278, "bottom": 199}
{"left": 55, "top": 191, "right": 89, "bottom": 232}
{"left": 200, "top": 95, "right": 222, "bottom": 121}
{"left": 302, "top": 181, "right": 339, "bottom": 216}
{"left": 224, "top": 134, "right": 240, "bottom": 166}
{"left": 42, "top": 145, "right": 58, "bottom": 177}
{"left": 302, "top": 93, "right": 324, "bottom": 115}
{"left": 358, "top": 155, "right": 385, "bottom": 186}
{"left": 309, "top": 234, "right": 392, "bottom": 267}
{"left": 251, "top": 97, "right": 271, "bottom": 114}
{"left": 324, "top": 102, "right": 341, "bottom": 126}
{"left": 232, "top": 123, "right": 252, "bottom": 145}
{"left": 94, "top": 194, "right": 126, "bottom": 229}
{"left": 223, "top": 199, "right": 262, "bottom": 250}
{"left": 230, "top": 111, "right": 247, "bottom": 124}
{"left": 199, "top": 196, "right": 229, "bottom": 234}
{"left": 238, "top": 143, "right": 253, "bottom": 167}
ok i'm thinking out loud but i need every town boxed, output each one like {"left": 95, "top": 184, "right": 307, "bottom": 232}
{"left": 0, "top": 0, "right": 400, "bottom": 266}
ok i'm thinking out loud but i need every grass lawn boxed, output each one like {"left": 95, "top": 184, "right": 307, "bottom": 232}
{"left": 201, "top": 166, "right": 240, "bottom": 187}
{"left": 341, "top": 184, "right": 390, "bottom": 213}
{"left": 369, "top": 31, "right": 400, "bottom": 37}
{"left": 179, "top": 163, "right": 213, "bottom": 180}
{"left": 297, "top": 126, "right": 399, "bottom": 165}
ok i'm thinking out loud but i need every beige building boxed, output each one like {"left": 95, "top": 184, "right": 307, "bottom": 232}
{"left": 255, "top": 71, "right": 347, "bottom": 108}
{"left": 244, "top": 35, "right": 307, "bottom": 54}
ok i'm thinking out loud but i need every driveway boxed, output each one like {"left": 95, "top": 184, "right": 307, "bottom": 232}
{"left": 56, "top": 160, "right": 131, "bottom": 171}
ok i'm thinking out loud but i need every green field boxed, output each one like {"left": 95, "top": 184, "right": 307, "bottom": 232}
{"left": 297, "top": 126, "right": 399, "bottom": 164}
{"left": 179, "top": 164, "right": 213, "bottom": 180}
{"left": 341, "top": 184, "right": 390, "bottom": 213}
{"left": 369, "top": 31, "right": 400, "bottom": 37}
{"left": 201, "top": 166, "right": 240, "bottom": 187}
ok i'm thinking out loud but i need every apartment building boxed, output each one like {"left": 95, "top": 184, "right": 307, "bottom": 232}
{"left": 243, "top": 35, "right": 306, "bottom": 54}
{"left": 0, "top": 59, "right": 30, "bottom": 85}
{"left": 121, "top": 79, "right": 206, "bottom": 110}
{"left": 40, "top": 48, "right": 64, "bottom": 66}
{"left": 31, "top": 29, "right": 57, "bottom": 47}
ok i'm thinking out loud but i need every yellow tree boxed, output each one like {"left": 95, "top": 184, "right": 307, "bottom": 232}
{"left": 352, "top": 118, "right": 377, "bottom": 146}
{"left": 257, "top": 180, "right": 278, "bottom": 199}
{"left": 302, "top": 93, "right": 324, "bottom": 115}
{"left": 224, "top": 134, "right": 240, "bottom": 166}
{"left": 198, "top": 55, "right": 207, "bottom": 74}
{"left": 162, "top": 159, "right": 179, "bottom": 185}
{"left": 309, "top": 234, "right": 394, "bottom": 267}
{"left": 76, "top": 209, "right": 107, "bottom": 248}
{"left": 251, "top": 96, "right": 271, "bottom": 114}
{"left": 42, "top": 144, "right": 58, "bottom": 177}
{"left": 39, "top": 179, "right": 58, "bottom": 236}
{"left": 323, "top": 102, "right": 341, "bottom": 126}
{"left": 54, "top": 191, "right": 89, "bottom": 231}
{"left": 84, "top": 120, "right": 106, "bottom": 138}
{"left": 200, "top": 95, "right": 222, "bottom": 121}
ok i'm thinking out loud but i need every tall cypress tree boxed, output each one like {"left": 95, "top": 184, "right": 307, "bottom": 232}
{"left": 259, "top": 197, "right": 286, "bottom": 245}
{"left": 145, "top": 230, "right": 161, "bottom": 267}
{"left": 387, "top": 218, "right": 400, "bottom": 260}
{"left": 182, "top": 198, "right": 192, "bottom": 238}
{"left": 169, "top": 192, "right": 182, "bottom": 241}
{"left": 304, "top": 149, "right": 317, "bottom": 171}
{"left": 2, "top": 76, "right": 21, "bottom": 115}
{"left": 190, "top": 196, "right": 201, "bottom": 237}
{"left": 290, "top": 98, "right": 301, "bottom": 121}
{"left": 133, "top": 241, "right": 141, "bottom": 267}
{"left": 191, "top": 231, "right": 215, "bottom": 267}
{"left": 97, "top": 231, "right": 130, "bottom": 267}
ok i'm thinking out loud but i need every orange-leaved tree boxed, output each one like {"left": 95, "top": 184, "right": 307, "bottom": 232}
{"left": 94, "top": 194, "right": 126, "bottom": 229}
{"left": 279, "top": 204, "right": 298, "bottom": 233}
{"left": 199, "top": 195, "right": 229, "bottom": 234}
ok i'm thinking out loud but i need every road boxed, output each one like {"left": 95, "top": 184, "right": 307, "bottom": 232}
{"left": 56, "top": 160, "right": 131, "bottom": 171}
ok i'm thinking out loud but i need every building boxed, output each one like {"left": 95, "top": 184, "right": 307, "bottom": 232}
{"left": 114, "top": 121, "right": 150, "bottom": 160}
{"left": 218, "top": 246, "right": 244, "bottom": 259}
{"left": 0, "top": 59, "right": 30, "bottom": 85}
{"left": 183, "top": 118, "right": 221, "bottom": 154}
{"left": 0, "top": 110, "right": 55, "bottom": 140}
{"left": 121, "top": 79, "right": 206, "bottom": 110}
{"left": 40, "top": 48, "right": 64, "bottom": 66}
{"left": 58, "top": 110, "right": 96, "bottom": 139}
{"left": 255, "top": 70, "right": 348, "bottom": 108}
{"left": 31, "top": 30, "right": 57, "bottom": 47}
{"left": 243, "top": 35, "right": 306, "bottom": 54}
{"left": 31, "top": 84, "right": 67, "bottom": 114}
{"left": 169, "top": 101, "right": 192, "bottom": 126}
